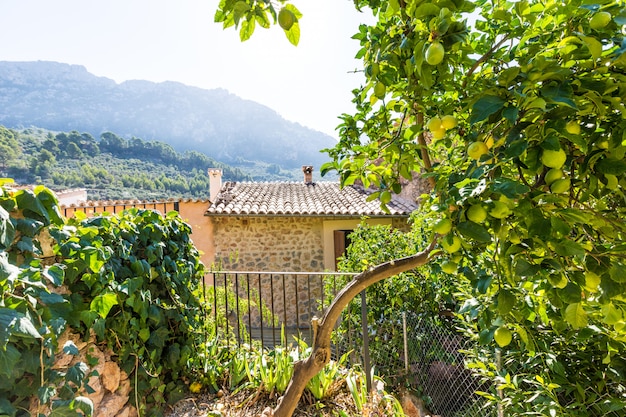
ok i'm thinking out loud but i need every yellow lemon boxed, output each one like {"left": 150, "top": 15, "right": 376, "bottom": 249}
{"left": 545, "top": 168, "right": 563, "bottom": 185}
{"left": 426, "top": 116, "right": 443, "bottom": 131}
{"left": 441, "top": 260, "right": 458, "bottom": 274}
{"left": 468, "top": 142, "right": 489, "bottom": 160}
{"left": 441, "top": 235, "right": 462, "bottom": 253}
{"left": 441, "top": 115, "right": 457, "bottom": 130}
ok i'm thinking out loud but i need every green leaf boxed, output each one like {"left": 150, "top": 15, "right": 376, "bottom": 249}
{"left": 491, "top": 178, "right": 530, "bottom": 198}
{"left": 0, "top": 206, "right": 15, "bottom": 250}
{"left": 553, "top": 239, "right": 586, "bottom": 257}
{"left": 43, "top": 265, "right": 65, "bottom": 286}
{"left": 609, "top": 262, "right": 626, "bottom": 283}
{"left": 15, "top": 190, "right": 50, "bottom": 223}
{"left": 541, "top": 82, "right": 577, "bottom": 108}
{"left": 71, "top": 397, "right": 93, "bottom": 417}
{"left": 284, "top": 22, "right": 300, "bottom": 46}
{"left": 0, "top": 344, "right": 20, "bottom": 378}
{"left": 63, "top": 340, "right": 80, "bottom": 356}
{"left": 0, "top": 308, "right": 42, "bottom": 340}
{"left": 239, "top": 16, "right": 255, "bottom": 42}
{"left": 564, "top": 303, "right": 588, "bottom": 329}
{"left": 470, "top": 95, "right": 506, "bottom": 124}
{"left": 457, "top": 221, "right": 492, "bottom": 243}
{"left": 90, "top": 293, "right": 118, "bottom": 319}
{"left": 66, "top": 362, "right": 89, "bottom": 386}
{"left": 580, "top": 35, "right": 602, "bottom": 61}
{"left": 595, "top": 158, "right": 626, "bottom": 175}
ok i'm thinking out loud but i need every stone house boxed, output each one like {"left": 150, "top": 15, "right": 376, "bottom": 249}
{"left": 204, "top": 166, "right": 419, "bottom": 272}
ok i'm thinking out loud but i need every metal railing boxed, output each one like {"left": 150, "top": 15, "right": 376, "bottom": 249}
{"left": 204, "top": 270, "right": 356, "bottom": 349}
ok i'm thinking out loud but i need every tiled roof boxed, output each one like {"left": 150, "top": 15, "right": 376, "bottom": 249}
{"left": 205, "top": 181, "right": 418, "bottom": 217}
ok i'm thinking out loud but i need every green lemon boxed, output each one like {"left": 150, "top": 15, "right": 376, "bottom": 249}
{"left": 494, "top": 326, "right": 513, "bottom": 347}
{"left": 565, "top": 121, "right": 580, "bottom": 135}
{"left": 545, "top": 168, "right": 563, "bottom": 185}
{"left": 441, "top": 260, "right": 458, "bottom": 274}
{"left": 373, "top": 82, "right": 386, "bottom": 99}
{"left": 467, "top": 204, "right": 487, "bottom": 223}
{"left": 433, "top": 218, "right": 453, "bottom": 235}
{"left": 425, "top": 42, "right": 445, "bottom": 65}
{"left": 589, "top": 11, "right": 611, "bottom": 30}
{"left": 550, "top": 178, "right": 571, "bottom": 194}
{"left": 278, "top": 8, "right": 296, "bottom": 31}
{"left": 489, "top": 201, "right": 511, "bottom": 219}
{"left": 468, "top": 142, "right": 489, "bottom": 160}
{"left": 441, "top": 235, "right": 462, "bottom": 253}
{"left": 541, "top": 148, "right": 567, "bottom": 169}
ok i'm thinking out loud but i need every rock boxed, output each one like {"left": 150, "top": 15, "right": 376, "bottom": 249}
{"left": 102, "top": 362, "right": 122, "bottom": 392}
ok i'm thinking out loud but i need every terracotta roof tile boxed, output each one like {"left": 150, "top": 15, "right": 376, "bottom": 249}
{"left": 205, "top": 181, "right": 418, "bottom": 217}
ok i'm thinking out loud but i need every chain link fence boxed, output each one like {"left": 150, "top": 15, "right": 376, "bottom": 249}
{"left": 334, "top": 308, "right": 496, "bottom": 417}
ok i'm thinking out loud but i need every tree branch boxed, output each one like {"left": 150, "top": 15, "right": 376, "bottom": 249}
{"left": 271, "top": 240, "right": 438, "bottom": 417}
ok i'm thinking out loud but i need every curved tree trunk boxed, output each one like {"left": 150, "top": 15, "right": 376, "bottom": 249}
{"left": 270, "top": 240, "right": 437, "bottom": 417}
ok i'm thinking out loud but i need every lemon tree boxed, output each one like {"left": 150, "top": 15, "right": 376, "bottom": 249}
{"left": 218, "top": 0, "right": 626, "bottom": 416}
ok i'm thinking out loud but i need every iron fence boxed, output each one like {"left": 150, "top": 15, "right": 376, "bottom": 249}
{"left": 204, "top": 271, "right": 623, "bottom": 417}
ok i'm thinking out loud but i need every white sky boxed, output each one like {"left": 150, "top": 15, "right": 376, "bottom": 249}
{"left": 0, "top": 0, "right": 375, "bottom": 138}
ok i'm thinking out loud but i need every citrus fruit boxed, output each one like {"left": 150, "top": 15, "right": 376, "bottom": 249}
{"left": 489, "top": 201, "right": 511, "bottom": 219}
{"left": 467, "top": 204, "right": 487, "bottom": 223}
{"left": 484, "top": 135, "right": 494, "bottom": 149}
{"left": 589, "top": 11, "right": 611, "bottom": 30}
{"left": 278, "top": 8, "right": 296, "bottom": 31}
{"left": 426, "top": 116, "right": 442, "bottom": 131}
{"left": 494, "top": 326, "right": 513, "bottom": 347}
{"left": 441, "top": 115, "right": 457, "bottom": 130}
{"left": 441, "top": 235, "right": 462, "bottom": 253}
{"left": 373, "top": 82, "right": 386, "bottom": 99}
{"left": 468, "top": 142, "right": 489, "bottom": 160}
{"left": 431, "top": 127, "right": 446, "bottom": 140}
{"left": 425, "top": 42, "right": 445, "bottom": 65}
{"left": 544, "top": 168, "right": 563, "bottom": 185}
{"left": 541, "top": 148, "right": 567, "bottom": 169}
{"left": 550, "top": 178, "right": 571, "bottom": 194}
{"left": 433, "top": 218, "right": 453, "bottom": 235}
{"left": 565, "top": 121, "right": 580, "bottom": 135}
{"left": 441, "top": 260, "right": 458, "bottom": 274}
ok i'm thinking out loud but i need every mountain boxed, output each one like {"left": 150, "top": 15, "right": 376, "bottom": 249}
{"left": 0, "top": 61, "right": 336, "bottom": 169}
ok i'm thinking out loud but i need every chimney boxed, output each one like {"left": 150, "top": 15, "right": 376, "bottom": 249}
{"left": 208, "top": 169, "right": 223, "bottom": 202}
{"left": 302, "top": 165, "right": 314, "bottom": 184}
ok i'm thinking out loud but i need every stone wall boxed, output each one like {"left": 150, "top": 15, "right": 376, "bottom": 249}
{"left": 30, "top": 329, "right": 136, "bottom": 417}
{"left": 211, "top": 216, "right": 325, "bottom": 272}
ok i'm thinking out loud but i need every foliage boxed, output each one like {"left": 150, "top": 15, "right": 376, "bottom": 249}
{"left": 0, "top": 180, "right": 93, "bottom": 417}
{"left": 1, "top": 127, "right": 251, "bottom": 200}
{"left": 221, "top": 0, "right": 626, "bottom": 414}
{"left": 215, "top": 0, "right": 302, "bottom": 45}
{"left": 0, "top": 180, "right": 211, "bottom": 416}
{"left": 334, "top": 222, "right": 457, "bottom": 382}
{"left": 321, "top": 0, "right": 626, "bottom": 414}
{"left": 56, "top": 208, "right": 207, "bottom": 414}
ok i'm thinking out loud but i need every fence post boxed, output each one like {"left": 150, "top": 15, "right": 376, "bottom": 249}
{"left": 360, "top": 290, "right": 372, "bottom": 392}
{"left": 403, "top": 312, "right": 409, "bottom": 374}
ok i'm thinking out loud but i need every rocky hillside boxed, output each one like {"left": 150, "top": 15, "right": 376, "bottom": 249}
{"left": 0, "top": 61, "right": 336, "bottom": 169}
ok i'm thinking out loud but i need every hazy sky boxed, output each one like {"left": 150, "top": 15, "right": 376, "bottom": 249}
{"left": 0, "top": 0, "right": 375, "bottom": 138}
